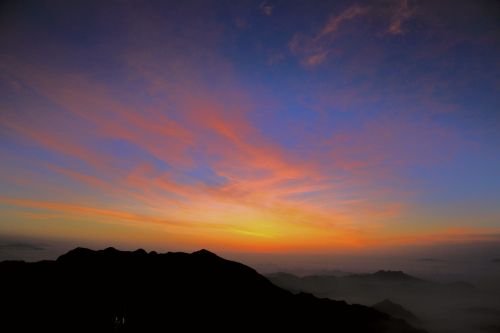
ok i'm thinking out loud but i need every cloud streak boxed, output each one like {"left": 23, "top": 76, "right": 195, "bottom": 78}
{"left": 0, "top": 0, "right": 498, "bottom": 253}
{"left": 290, "top": 0, "right": 416, "bottom": 66}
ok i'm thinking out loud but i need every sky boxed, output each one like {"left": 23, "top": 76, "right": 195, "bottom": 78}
{"left": 0, "top": 0, "right": 499, "bottom": 259}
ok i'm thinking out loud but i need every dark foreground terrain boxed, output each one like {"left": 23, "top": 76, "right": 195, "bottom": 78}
{"left": 0, "top": 247, "right": 425, "bottom": 332}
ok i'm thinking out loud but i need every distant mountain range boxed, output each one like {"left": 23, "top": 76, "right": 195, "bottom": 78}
{"left": 267, "top": 270, "right": 500, "bottom": 333}
{"left": 267, "top": 270, "right": 475, "bottom": 304}
{"left": 348, "top": 270, "right": 422, "bottom": 282}
{"left": 373, "top": 299, "right": 419, "bottom": 324}
{"left": 0, "top": 247, "right": 425, "bottom": 332}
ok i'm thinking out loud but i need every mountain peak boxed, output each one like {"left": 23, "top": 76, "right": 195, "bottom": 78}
{"left": 376, "top": 299, "right": 400, "bottom": 307}
{"left": 56, "top": 246, "right": 94, "bottom": 262}
{"left": 133, "top": 248, "right": 147, "bottom": 255}
{"left": 191, "top": 248, "right": 219, "bottom": 258}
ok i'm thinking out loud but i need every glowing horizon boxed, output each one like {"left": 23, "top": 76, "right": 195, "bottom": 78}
{"left": 1, "top": 0, "right": 499, "bottom": 254}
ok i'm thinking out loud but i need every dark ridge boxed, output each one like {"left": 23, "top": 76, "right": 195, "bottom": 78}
{"left": 0, "top": 247, "right": 426, "bottom": 333}
{"left": 446, "top": 280, "right": 475, "bottom": 290}
{"left": 267, "top": 272, "right": 301, "bottom": 279}
{"left": 133, "top": 248, "right": 147, "bottom": 255}
{"left": 372, "top": 270, "right": 420, "bottom": 281}
{"left": 191, "top": 248, "right": 219, "bottom": 258}
{"left": 373, "top": 299, "right": 419, "bottom": 324}
{"left": 349, "top": 270, "right": 421, "bottom": 282}
{"left": 56, "top": 246, "right": 95, "bottom": 262}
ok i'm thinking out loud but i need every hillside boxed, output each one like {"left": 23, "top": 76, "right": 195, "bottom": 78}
{"left": 0, "top": 247, "right": 425, "bottom": 332}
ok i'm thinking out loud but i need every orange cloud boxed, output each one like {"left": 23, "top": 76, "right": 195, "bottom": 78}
{"left": 0, "top": 117, "right": 110, "bottom": 170}
{"left": 0, "top": 56, "right": 410, "bottom": 252}
{"left": 0, "top": 26, "right": 474, "bottom": 255}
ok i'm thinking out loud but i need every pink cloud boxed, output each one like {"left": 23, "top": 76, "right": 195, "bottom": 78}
{"left": 317, "top": 5, "right": 368, "bottom": 39}
{"left": 0, "top": 20, "right": 471, "bottom": 252}
{"left": 387, "top": 0, "right": 415, "bottom": 35}
{"left": 289, "top": 4, "right": 369, "bottom": 67}
{"left": 290, "top": 1, "right": 416, "bottom": 66}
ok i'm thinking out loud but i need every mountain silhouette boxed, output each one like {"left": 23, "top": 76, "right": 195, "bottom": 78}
{"left": 373, "top": 299, "right": 420, "bottom": 324}
{"left": 267, "top": 270, "right": 427, "bottom": 303}
{"left": 268, "top": 271, "right": 492, "bottom": 333}
{"left": 0, "top": 247, "right": 426, "bottom": 332}
{"left": 349, "top": 270, "right": 422, "bottom": 282}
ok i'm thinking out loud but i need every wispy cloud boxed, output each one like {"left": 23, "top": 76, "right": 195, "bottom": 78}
{"left": 0, "top": 45, "right": 470, "bottom": 251}
{"left": 290, "top": 1, "right": 416, "bottom": 66}
{"left": 0, "top": 53, "right": 408, "bottom": 250}
{"left": 0, "top": 0, "right": 497, "bottom": 253}
{"left": 387, "top": 0, "right": 415, "bottom": 35}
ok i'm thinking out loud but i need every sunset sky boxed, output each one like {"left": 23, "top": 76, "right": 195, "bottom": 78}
{"left": 1, "top": 0, "right": 499, "bottom": 256}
